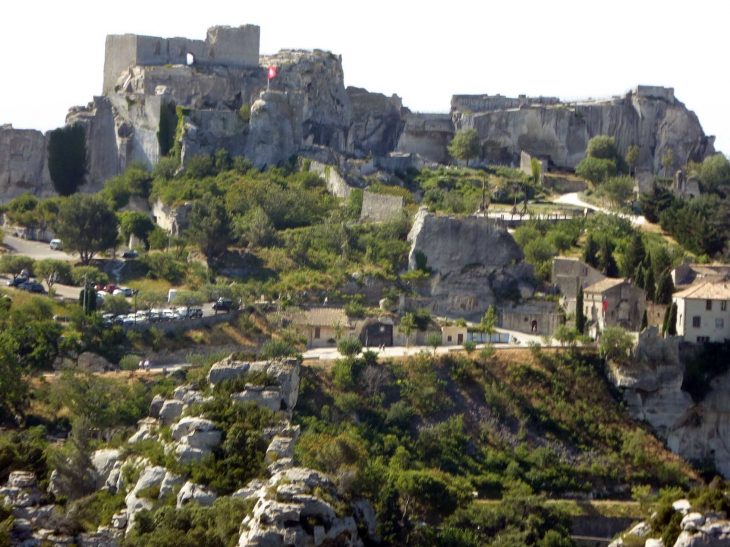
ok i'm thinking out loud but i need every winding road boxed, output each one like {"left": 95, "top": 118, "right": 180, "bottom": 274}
{"left": 552, "top": 192, "right": 646, "bottom": 225}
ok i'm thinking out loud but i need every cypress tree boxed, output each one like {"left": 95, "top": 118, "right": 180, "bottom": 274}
{"left": 634, "top": 264, "right": 646, "bottom": 290}
{"left": 667, "top": 303, "right": 678, "bottom": 336}
{"left": 645, "top": 267, "right": 656, "bottom": 302}
{"left": 662, "top": 304, "right": 671, "bottom": 336}
{"left": 598, "top": 237, "right": 619, "bottom": 277}
{"left": 576, "top": 286, "right": 586, "bottom": 334}
{"left": 655, "top": 270, "right": 675, "bottom": 305}
{"left": 624, "top": 232, "right": 646, "bottom": 277}
{"left": 640, "top": 309, "right": 648, "bottom": 331}
{"left": 583, "top": 234, "right": 600, "bottom": 269}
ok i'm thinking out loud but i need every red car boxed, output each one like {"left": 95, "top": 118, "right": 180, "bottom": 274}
{"left": 104, "top": 284, "right": 118, "bottom": 293}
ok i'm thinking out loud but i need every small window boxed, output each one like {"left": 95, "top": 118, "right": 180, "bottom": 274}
{"left": 582, "top": 267, "right": 588, "bottom": 276}
{"left": 692, "top": 316, "right": 701, "bottom": 328}
{"left": 697, "top": 336, "right": 710, "bottom": 343}
{"left": 707, "top": 300, "right": 713, "bottom": 311}
{"left": 314, "top": 327, "right": 321, "bottom": 339}
{"left": 447, "top": 335, "right": 452, "bottom": 342}
{"left": 722, "top": 301, "right": 728, "bottom": 311}
{"left": 716, "top": 319, "right": 724, "bottom": 329}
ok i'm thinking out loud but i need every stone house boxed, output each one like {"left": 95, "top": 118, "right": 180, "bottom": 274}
{"left": 673, "top": 280, "right": 730, "bottom": 343}
{"left": 583, "top": 278, "right": 646, "bottom": 336}
{"left": 441, "top": 324, "right": 468, "bottom": 346}
{"left": 672, "top": 261, "right": 730, "bottom": 288}
{"left": 499, "top": 302, "right": 564, "bottom": 336}
{"left": 291, "top": 308, "right": 356, "bottom": 349}
{"left": 673, "top": 169, "right": 701, "bottom": 200}
{"left": 551, "top": 257, "right": 606, "bottom": 314}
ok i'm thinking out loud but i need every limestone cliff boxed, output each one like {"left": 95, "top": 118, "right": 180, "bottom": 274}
{"left": 406, "top": 208, "right": 533, "bottom": 319}
{"left": 397, "top": 87, "right": 715, "bottom": 186}
{"left": 0, "top": 125, "right": 53, "bottom": 204}
{"left": 608, "top": 328, "right": 730, "bottom": 478}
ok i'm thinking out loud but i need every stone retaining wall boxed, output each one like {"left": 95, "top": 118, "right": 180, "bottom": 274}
{"left": 122, "top": 309, "right": 241, "bottom": 334}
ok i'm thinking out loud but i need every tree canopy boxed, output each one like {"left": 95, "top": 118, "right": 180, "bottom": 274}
{"left": 56, "top": 194, "right": 119, "bottom": 265}
{"left": 447, "top": 129, "right": 481, "bottom": 166}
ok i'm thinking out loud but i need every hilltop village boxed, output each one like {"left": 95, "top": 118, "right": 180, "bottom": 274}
{"left": 1, "top": 24, "right": 730, "bottom": 547}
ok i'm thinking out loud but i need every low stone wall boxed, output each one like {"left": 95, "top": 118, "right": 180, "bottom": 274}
{"left": 0, "top": 219, "right": 56, "bottom": 242}
{"left": 359, "top": 190, "right": 404, "bottom": 223}
{"left": 543, "top": 174, "right": 587, "bottom": 193}
{"left": 122, "top": 309, "right": 241, "bottom": 334}
{"left": 307, "top": 160, "right": 352, "bottom": 199}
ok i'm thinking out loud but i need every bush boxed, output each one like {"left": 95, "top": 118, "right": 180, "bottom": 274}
{"left": 259, "top": 339, "right": 296, "bottom": 359}
{"left": 70, "top": 266, "right": 109, "bottom": 287}
{"left": 337, "top": 338, "right": 362, "bottom": 358}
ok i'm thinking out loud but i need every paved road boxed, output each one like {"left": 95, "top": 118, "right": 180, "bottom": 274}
{"left": 2, "top": 235, "right": 77, "bottom": 261}
{"left": 301, "top": 327, "right": 546, "bottom": 361}
{"left": 553, "top": 192, "right": 646, "bottom": 225}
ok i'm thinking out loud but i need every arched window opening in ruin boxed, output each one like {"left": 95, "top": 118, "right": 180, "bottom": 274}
{"left": 186, "top": 53, "right": 195, "bottom": 66}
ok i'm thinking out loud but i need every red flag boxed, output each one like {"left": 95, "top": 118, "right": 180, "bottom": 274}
{"left": 603, "top": 298, "right": 609, "bottom": 312}
{"left": 268, "top": 65, "right": 277, "bottom": 80}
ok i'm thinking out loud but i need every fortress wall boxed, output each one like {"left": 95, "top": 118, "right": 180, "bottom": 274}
{"left": 104, "top": 26, "right": 260, "bottom": 95}
{"left": 635, "top": 85, "right": 674, "bottom": 103}
{"left": 359, "top": 190, "right": 404, "bottom": 223}
{"left": 451, "top": 94, "right": 561, "bottom": 113}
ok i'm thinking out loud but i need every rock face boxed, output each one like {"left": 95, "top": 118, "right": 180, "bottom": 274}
{"left": 245, "top": 91, "right": 297, "bottom": 169}
{"left": 608, "top": 327, "right": 730, "bottom": 478}
{"left": 346, "top": 86, "right": 405, "bottom": 156}
{"left": 0, "top": 125, "right": 53, "bottom": 204}
{"left": 237, "top": 467, "right": 373, "bottom": 547}
{"left": 207, "top": 357, "right": 301, "bottom": 413}
{"left": 442, "top": 87, "right": 715, "bottom": 185}
{"left": 405, "top": 208, "right": 531, "bottom": 319}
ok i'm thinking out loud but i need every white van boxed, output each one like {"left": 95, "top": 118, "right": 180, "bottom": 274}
{"left": 50, "top": 239, "right": 63, "bottom": 250}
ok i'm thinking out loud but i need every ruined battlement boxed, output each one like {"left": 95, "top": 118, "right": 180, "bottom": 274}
{"left": 634, "top": 85, "right": 675, "bottom": 103}
{"left": 451, "top": 94, "right": 561, "bottom": 113}
{"left": 103, "top": 25, "right": 260, "bottom": 94}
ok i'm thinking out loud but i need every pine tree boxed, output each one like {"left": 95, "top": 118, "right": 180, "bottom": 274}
{"left": 576, "top": 286, "right": 586, "bottom": 334}
{"left": 582, "top": 234, "right": 600, "bottom": 269}
{"left": 655, "top": 270, "right": 675, "bottom": 305}
{"left": 598, "top": 237, "right": 619, "bottom": 277}
{"left": 645, "top": 267, "right": 656, "bottom": 302}
{"left": 640, "top": 309, "right": 648, "bottom": 331}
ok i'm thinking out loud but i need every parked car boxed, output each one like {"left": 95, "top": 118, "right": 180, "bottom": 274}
{"left": 50, "top": 239, "right": 63, "bottom": 250}
{"left": 7, "top": 277, "right": 29, "bottom": 287}
{"left": 122, "top": 250, "right": 139, "bottom": 259}
{"left": 94, "top": 284, "right": 105, "bottom": 291}
{"left": 213, "top": 298, "right": 234, "bottom": 312}
{"left": 96, "top": 290, "right": 111, "bottom": 300}
{"left": 188, "top": 307, "right": 204, "bottom": 318}
{"left": 113, "top": 287, "right": 134, "bottom": 297}
{"left": 122, "top": 315, "right": 136, "bottom": 326}
{"left": 18, "top": 281, "right": 45, "bottom": 294}
{"left": 162, "top": 310, "right": 176, "bottom": 321}
{"left": 104, "top": 284, "right": 118, "bottom": 293}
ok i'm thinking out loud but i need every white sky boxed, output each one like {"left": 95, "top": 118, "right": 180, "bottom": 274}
{"left": 1, "top": 0, "right": 728, "bottom": 152}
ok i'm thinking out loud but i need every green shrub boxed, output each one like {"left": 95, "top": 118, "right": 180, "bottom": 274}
{"left": 259, "top": 339, "right": 296, "bottom": 359}
{"left": 337, "top": 338, "right": 362, "bottom": 358}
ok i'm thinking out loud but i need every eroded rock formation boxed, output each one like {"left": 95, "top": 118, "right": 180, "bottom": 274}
{"left": 405, "top": 207, "right": 533, "bottom": 319}
{"left": 609, "top": 327, "right": 730, "bottom": 478}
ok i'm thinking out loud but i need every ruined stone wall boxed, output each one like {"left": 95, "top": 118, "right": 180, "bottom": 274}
{"left": 152, "top": 199, "right": 193, "bottom": 235}
{"left": 359, "top": 190, "right": 404, "bottom": 223}
{"left": 396, "top": 114, "right": 454, "bottom": 164}
{"left": 307, "top": 160, "right": 352, "bottom": 199}
{"left": 451, "top": 94, "right": 560, "bottom": 112}
{"left": 635, "top": 85, "right": 675, "bottom": 103}
{"left": 103, "top": 26, "right": 260, "bottom": 94}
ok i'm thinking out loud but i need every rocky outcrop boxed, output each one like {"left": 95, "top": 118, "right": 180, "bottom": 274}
{"left": 610, "top": 505, "right": 730, "bottom": 547}
{"left": 0, "top": 125, "right": 53, "bottom": 204}
{"left": 608, "top": 328, "right": 730, "bottom": 478}
{"left": 246, "top": 91, "right": 297, "bottom": 169}
{"left": 346, "top": 86, "right": 405, "bottom": 156}
{"left": 405, "top": 208, "right": 531, "bottom": 319}
{"left": 207, "top": 356, "right": 300, "bottom": 413}
{"left": 446, "top": 87, "right": 714, "bottom": 183}
{"left": 237, "top": 467, "right": 373, "bottom": 547}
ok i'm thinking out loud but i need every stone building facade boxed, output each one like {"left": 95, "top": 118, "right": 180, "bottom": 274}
{"left": 583, "top": 278, "right": 646, "bottom": 335}
{"left": 551, "top": 257, "right": 606, "bottom": 314}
